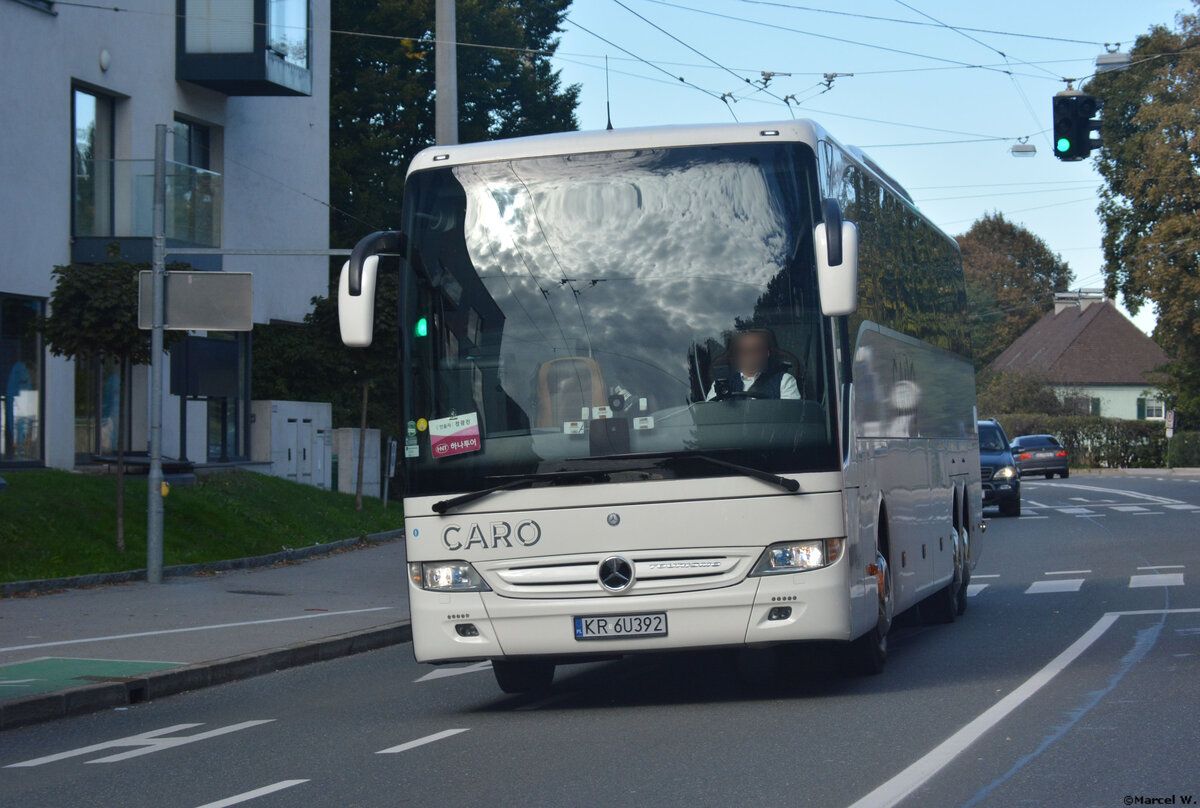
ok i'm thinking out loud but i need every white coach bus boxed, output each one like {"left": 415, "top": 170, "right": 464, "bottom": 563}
{"left": 338, "top": 121, "right": 983, "bottom": 693}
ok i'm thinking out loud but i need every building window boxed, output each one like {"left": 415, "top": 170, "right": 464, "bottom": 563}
{"left": 73, "top": 87, "right": 115, "bottom": 238}
{"left": 1, "top": 294, "right": 44, "bottom": 465}
{"left": 174, "top": 118, "right": 211, "bottom": 170}
{"left": 75, "top": 356, "right": 127, "bottom": 461}
{"left": 1139, "top": 398, "right": 1165, "bottom": 420}
{"left": 268, "top": 0, "right": 310, "bottom": 69}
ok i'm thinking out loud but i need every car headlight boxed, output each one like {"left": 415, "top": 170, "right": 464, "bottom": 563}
{"left": 993, "top": 465, "right": 1018, "bottom": 480}
{"left": 750, "top": 539, "right": 844, "bottom": 576}
{"left": 409, "top": 561, "right": 491, "bottom": 592}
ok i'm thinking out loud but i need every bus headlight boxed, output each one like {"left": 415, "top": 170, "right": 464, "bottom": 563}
{"left": 409, "top": 561, "right": 492, "bottom": 592}
{"left": 750, "top": 539, "right": 844, "bottom": 575}
{"left": 993, "top": 465, "right": 1017, "bottom": 480}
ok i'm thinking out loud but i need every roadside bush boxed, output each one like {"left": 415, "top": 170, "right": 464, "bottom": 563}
{"left": 993, "top": 414, "right": 1166, "bottom": 469}
{"left": 1167, "top": 431, "right": 1200, "bottom": 468}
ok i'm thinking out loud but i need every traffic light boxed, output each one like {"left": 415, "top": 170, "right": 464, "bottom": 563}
{"left": 414, "top": 316, "right": 429, "bottom": 338}
{"left": 1052, "top": 91, "right": 1101, "bottom": 161}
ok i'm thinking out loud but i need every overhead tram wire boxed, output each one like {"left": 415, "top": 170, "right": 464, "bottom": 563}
{"left": 609, "top": 0, "right": 795, "bottom": 118}
{"left": 639, "top": 0, "right": 1063, "bottom": 81}
{"left": 720, "top": 0, "right": 1115, "bottom": 46}
{"left": 564, "top": 16, "right": 739, "bottom": 120}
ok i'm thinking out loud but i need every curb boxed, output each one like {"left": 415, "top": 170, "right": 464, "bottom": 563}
{"left": 0, "top": 620, "right": 412, "bottom": 732}
{"left": 1, "top": 528, "right": 405, "bottom": 597}
{"left": 1080, "top": 467, "right": 1200, "bottom": 477}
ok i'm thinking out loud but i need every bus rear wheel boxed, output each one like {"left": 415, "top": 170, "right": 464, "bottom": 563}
{"left": 492, "top": 659, "right": 555, "bottom": 694}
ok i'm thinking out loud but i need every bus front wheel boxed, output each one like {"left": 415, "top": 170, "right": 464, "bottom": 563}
{"left": 492, "top": 659, "right": 555, "bottom": 694}
{"left": 845, "top": 551, "right": 892, "bottom": 676}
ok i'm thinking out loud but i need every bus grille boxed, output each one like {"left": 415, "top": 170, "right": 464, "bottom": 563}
{"left": 475, "top": 549, "right": 757, "bottom": 599}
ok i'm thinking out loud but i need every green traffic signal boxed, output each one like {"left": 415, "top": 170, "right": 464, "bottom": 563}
{"left": 1056, "top": 137, "right": 1071, "bottom": 153}
{"left": 414, "top": 317, "right": 428, "bottom": 338}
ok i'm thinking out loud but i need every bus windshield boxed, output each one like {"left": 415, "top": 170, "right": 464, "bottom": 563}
{"left": 400, "top": 142, "right": 839, "bottom": 496}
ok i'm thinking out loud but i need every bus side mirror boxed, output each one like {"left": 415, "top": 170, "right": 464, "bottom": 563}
{"left": 337, "top": 230, "right": 405, "bottom": 348}
{"left": 339, "top": 255, "right": 379, "bottom": 347}
{"left": 815, "top": 200, "right": 859, "bottom": 316}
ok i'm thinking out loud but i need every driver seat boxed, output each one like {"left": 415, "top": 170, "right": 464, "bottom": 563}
{"left": 535, "top": 357, "right": 607, "bottom": 427}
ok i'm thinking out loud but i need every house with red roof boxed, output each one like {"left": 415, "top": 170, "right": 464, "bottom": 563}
{"left": 989, "top": 291, "right": 1168, "bottom": 421}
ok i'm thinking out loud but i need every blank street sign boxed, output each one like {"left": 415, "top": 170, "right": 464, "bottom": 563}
{"left": 138, "top": 271, "right": 253, "bottom": 331}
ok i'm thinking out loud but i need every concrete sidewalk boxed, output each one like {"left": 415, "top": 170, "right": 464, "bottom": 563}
{"left": 0, "top": 539, "right": 410, "bottom": 730}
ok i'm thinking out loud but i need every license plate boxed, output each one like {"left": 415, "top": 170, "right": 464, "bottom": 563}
{"left": 574, "top": 612, "right": 667, "bottom": 641}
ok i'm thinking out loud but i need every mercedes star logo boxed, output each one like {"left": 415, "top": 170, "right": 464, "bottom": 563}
{"left": 606, "top": 512, "right": 620, "bottom": 527}
{"left": 598, "top": 556, "right": 635, "bottom": 592}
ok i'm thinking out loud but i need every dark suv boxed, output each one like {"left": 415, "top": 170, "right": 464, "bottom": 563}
{"left": 978, "top": 419, "right": 1020, "bottom": 517}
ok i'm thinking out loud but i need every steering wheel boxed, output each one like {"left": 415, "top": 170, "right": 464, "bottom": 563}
{"left": 712, "top": 389, "right": 769, "bottom": 402}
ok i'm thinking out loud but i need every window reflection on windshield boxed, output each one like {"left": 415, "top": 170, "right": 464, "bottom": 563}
{"left": 401, "top": 143, "right": 838, "bottom": 495}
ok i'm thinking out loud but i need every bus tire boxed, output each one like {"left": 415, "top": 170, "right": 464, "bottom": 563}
{"left": 845, "top": 549, "right": 892, "bottom": 676}
{"left": 955, "top": 528, "right": 970, "bottom": 617}
{"left": 492, "top": 659, "right": 555, "bottom": 694}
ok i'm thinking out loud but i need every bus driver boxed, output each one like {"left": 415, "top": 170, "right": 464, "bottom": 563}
{"left": 706, "top": 329, "right": 801, "bottom": 401}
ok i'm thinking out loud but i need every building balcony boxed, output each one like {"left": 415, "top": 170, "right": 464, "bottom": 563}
{"left": 72, "top": 158, "right": 223, "bottom": 268}
{"left": 176, "top": 0, "right": 312, "bottom": 96}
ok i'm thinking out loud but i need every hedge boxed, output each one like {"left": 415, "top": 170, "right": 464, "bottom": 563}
{"left": 993, "top": 414, "right": 1166, "bottom": 469}
{"left": 1167, "top": 431, "right": 1200, "bottom": 468}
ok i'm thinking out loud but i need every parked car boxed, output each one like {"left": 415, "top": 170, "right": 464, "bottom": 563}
{"left": 1011, "top": 434, "right": 1070, "bottom": 479}
{"left": 978, "top": 418, "right": 1020, "bottom": 517}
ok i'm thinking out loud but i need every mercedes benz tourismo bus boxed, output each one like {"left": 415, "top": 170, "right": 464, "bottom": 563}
{"left": 338, "top": 121, "right": 983, "bottom": 694}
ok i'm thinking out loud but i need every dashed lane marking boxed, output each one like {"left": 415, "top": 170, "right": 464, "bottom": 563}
{"left": 1045, "top": 570, "right": 1091, "bottom": 576}
{"left": 376, "top": 729, "right": 470, "bottom": 755}
{"left": 1138, "top": 565, "right": 1185, "bottom": 570}
{"left": 6, "top": 721, "right": 275, "bottom": 767}
{"left": 1111, "top": 505, "right": 1149, "bottom": 512}
{"left": 1129, "top": 573, "right": 1185, "bottom": 588}
{"left": 966, "top": 584, "right": 988, "bottom": 597}
{"left": 193, "top": 781, "right": 310, "bottom": 808}
{"left": 1025, "top": 579, "right": 1085, "bottom": 594}
{"left": 973, "top": 574, "right": 1000, "bottom": 579}
{"left": 1036, "top": 481, "right": 1184, "bottom": 505}
{"left": 415, "top": 661, "right": 491, "bottom": 683}
{"left": 1165, "top": 503, "right": 1200, "bottom": 510}
{"left": 1057, "top": 507, "right": 1095, "bottom": 515}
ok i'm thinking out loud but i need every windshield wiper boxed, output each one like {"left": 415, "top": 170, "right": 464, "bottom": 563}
{"left": 431, "top": 467, "right": 645, "bottom": 514}
{"left": 661, "top": 454, "right": 800, "bottom": 493}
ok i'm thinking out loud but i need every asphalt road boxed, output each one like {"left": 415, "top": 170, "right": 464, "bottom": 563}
{"left": 3, "top": 474, "right": 1197, "bottom": 808}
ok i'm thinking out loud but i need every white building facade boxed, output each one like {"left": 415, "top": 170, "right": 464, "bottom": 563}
{"left": 0, "top": 0, "right": 330, "bottom": 469}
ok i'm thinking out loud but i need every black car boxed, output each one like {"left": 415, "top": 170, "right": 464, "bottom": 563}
{"left": 1011, "top": 434, "right": 1070, "bottom": 479}
{"left": 978, "top": 419, "right": 1020, "bottom": 517}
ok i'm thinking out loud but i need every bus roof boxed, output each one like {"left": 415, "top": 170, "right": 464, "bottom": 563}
{"left": 407, "top": 120, "right": 826, "bottom": 174}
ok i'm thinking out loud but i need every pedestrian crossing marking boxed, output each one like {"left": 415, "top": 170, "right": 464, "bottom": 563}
{"left": 1025, "top": 579, "right": 1085, "bottom": 594}
{"left": 1129, "top": 573, "right": 1184, "bottom": 588}
{"left": 1111, "top": 505, "right": 1149, "bottom": 512}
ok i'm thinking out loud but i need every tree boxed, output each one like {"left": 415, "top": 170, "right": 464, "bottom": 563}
{"left": 38, "top": 261, "right": 183, "bottom": 550}
{"left": 1087, "top": 2, "right": 1200, "bottom": 424}
{"left": 956, "top": 213, "right": 1073, "bottom": 369}
{"left": 975, "top": 369, "right": 1071, "bottom": 418}
{"left": 329, "top": 0, "right": 580, "bottom": 247}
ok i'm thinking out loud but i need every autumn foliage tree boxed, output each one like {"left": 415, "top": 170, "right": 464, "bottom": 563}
{"left": 1087, "top": 1, "right": 1200, "bottom": 424}
{"left": 956, "top": 213, "right": 1073, "bottom": 369}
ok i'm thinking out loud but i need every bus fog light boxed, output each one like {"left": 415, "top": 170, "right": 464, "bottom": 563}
{"left": 455, "top": 623, "right": 480, "bottom": 637}
{"left": 751, "top": 539, "right": 843, "bottom": 575}
{"left": 767, "top": 606, "right": 792, "bottom": 621}
{"left": 409, "top": 561, "right": 491, "bottom": 592}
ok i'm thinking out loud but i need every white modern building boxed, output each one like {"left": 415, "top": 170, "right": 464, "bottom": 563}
{"left": 0, "top": 0, "right": 330, "bottom": 470}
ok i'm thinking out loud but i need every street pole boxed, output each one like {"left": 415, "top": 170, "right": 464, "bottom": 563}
{"left": 435, "top": 0, "right": 458, "bottom": 145}
{"left": 147, "top": 123, "right": 166, "bottom": 584}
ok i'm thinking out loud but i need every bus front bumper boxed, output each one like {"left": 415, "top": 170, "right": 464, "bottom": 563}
{"left": 410, "top": 562, "right": 853, "bottom": 664}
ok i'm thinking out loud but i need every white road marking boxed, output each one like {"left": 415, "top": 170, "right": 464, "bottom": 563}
{"left": 6, "top": 721, "right": 275, "bottom": 768}
{"left": 415, "top": 661, "right": 491, "bottom": 682}
{"left": 0, "top": 608, "right": 395, "bottom": 654}
{"left": 0, "top": 679, "right": 40, "bottom": 686}
{"left": 966, "top": 584, "right": 988, "bottom": 597}
{"left": 376, "top": 728, "right": 469, "bottom": 755}
{"left": 1129, "top": 573, "right": 1185, "bottom": 588}
{"left": 1019, "top": 516, "right": 1049, "bottom": 520}
{"left": 1133, "top": 512, "right": 1164, "bottom": 516}
{"left": 1038, "top": 481, "right": 1183, "bottom": 505}
{"left": 1165, "top": 503, "right": 1200, "bottom": 510}
{"left": 1111, "top": 505, "right": 1149, "bottom": 512}
{"left": 1045, "top": 570, "right": 1091, "bottom": 576}
{"left": 843, "top": 612, "right": 1121, "bottom": 808}
{"left": 1069, "top": 497, "right": 1091, "bottom": 502}
{"left": 1025, "top": 500, "right": 1050, "bottom": 508}
{"left": 973, "top": 574, "right": 1000, "bottom": 579}
{"left": 1076, "top": 514, "right": 1105, "bottom": 518}
{"left": 1057, "top": 507, "right": 1095, "bottom": 515}
{"left": 1025, "top": 579, "right": 1085, "bottom": 594}
{"left": 1138, "top": 565, "right": 1185, "bottom": 570}
{"left": 193, "top": 780, "right": 309, "bottom": 808}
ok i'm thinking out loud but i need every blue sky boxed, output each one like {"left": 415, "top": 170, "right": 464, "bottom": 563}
{"left": 549, "top": 0, "right": 1188, "bottom": 335}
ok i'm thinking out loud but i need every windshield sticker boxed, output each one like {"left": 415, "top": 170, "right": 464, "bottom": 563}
{"left": 430, "top": 412, "right": 481, "bottom": 459}
{"left": 592, "top": 405, "right": 613, "bottom": 420}
{"left": 563, "top": 421, "right": 585, "bottom": 435}
{"left": 416, "top": 418, "right": 428, "bottom": 432}
{"left": 633, "top": 416, "right": 655, "bottom": 430}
